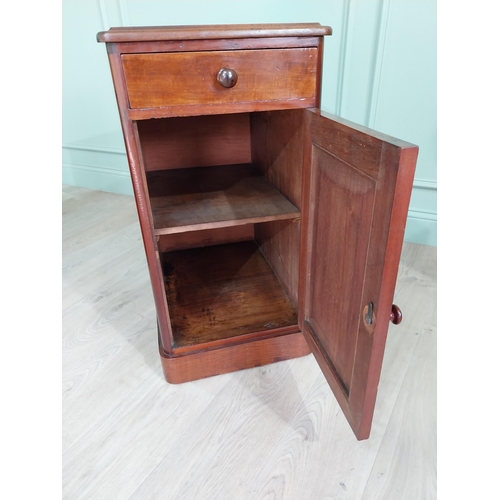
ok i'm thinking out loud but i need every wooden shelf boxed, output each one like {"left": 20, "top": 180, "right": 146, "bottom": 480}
{"left": 161, "top": 241, "right": 298, "bottom": 349}
{"left": 147, "top": 164, "right": 300, "bottom": 235}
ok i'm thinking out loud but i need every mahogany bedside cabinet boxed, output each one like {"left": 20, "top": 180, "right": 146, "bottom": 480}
{"left": 96, "top": 23, "right": 418, "bottom": 440}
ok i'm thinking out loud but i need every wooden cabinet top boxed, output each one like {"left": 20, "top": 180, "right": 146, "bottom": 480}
{"left": 96, "top": 23, "right": 332, "bottom": 43}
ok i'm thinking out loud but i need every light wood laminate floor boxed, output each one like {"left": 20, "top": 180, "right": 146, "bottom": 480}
{"left": 62, "top": 185, "right": 436, "bottom": 500}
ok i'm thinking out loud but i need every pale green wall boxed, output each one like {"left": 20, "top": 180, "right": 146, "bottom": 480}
{"left": 62, "top": 0, "right": 436, "bottom": 245}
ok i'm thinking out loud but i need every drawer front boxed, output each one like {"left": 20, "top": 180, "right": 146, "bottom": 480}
{"left": 122, "top": 48, "right": 318, "bottom": 110}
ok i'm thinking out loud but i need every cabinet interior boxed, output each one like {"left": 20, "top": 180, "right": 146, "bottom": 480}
{"left": 137, "top": 109, "right": 306, "bottom": 351}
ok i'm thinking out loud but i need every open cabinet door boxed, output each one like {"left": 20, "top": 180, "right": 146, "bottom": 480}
{"left": 299, "top": 109, "right": 418, "bottom": 440}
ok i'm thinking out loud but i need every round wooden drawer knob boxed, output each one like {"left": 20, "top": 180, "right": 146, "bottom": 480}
{"left": 390, "top": 304, "right": 403, "bottom": 325}
{"left": 217, "top": 68, "right": 238, "bottom": 88}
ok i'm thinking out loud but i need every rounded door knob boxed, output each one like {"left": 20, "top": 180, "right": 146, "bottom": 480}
{"left": 390, "top": 304, "right": 403, "bottom": 325}
{"left": 217, "top": 68, "right": 238, "bottom": 88}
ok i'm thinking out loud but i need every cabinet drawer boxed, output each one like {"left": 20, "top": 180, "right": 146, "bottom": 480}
{"left": 122, "top": 48, "right": 318, "bottom": 111}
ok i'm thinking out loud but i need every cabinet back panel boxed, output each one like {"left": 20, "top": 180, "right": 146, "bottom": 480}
{"left": 137, "top": 114, "right": 251, "bottom": 171}
{"left": 158, "top": 225, "right": 254, "bottom": 253}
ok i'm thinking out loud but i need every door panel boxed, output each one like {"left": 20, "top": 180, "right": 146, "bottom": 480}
{"left": 300, "top": 109, "right": 418, "bottom": 440}
{"left": 308, "top": 147, "right": 376, "bottom": 394}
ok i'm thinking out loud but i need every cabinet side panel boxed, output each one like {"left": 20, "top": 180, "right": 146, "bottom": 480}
{"left": 105, "top": 44, "right": 174, "bottom": 353}
{"left": 253, "top": 220, "right": 301, "bottom": 307}
{"left": 250, "top": 110, "right": 304, "bottom": 207}
{"left": 251, "top": 110, "right": 305, "bottom": 306}
{"left": 137, "top": 114, "right": 251, "bottom": 171}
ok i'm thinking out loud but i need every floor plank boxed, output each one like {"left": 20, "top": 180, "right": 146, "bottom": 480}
{"left": 244, "top": 244, "right": 437, "bottom": 500}
{"left": 62, "top": 186, "right": 436, "bottom": 500}
{"left": 361, "top": 245, "right": 437, "bottom": 500}
{"left": 63, "top": 368, "right": 216, "bottom": 500}
{"left": 128, "top": 355, "right": 320, "bottom": 500}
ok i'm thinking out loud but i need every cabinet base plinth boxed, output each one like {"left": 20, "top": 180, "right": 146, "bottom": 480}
{"left": 160, "top": 331, "right": 310, "bottom": 384}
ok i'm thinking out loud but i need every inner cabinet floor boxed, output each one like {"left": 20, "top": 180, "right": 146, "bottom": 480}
{"left": 162, "top": 240, "right": 298, "bottom": 349}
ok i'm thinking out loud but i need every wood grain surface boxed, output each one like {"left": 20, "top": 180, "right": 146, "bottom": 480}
{"left": 299, "top": 109, "right": 418, "bottom": 440}
{"left": 63, "top": 186, "right": 436, "bottom": 500}
{"left": 122, "top": 48, "right": 318, "bottom": 109}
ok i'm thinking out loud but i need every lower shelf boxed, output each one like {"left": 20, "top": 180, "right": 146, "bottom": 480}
{"left": 159, "top": 329, "right": 311, "bottom": 384}
{"left": 161, "top": 240, "right": 298, "bottom": 349}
